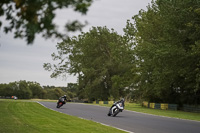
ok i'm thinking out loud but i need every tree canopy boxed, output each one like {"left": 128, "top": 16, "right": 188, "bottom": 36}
{"left": 0, "top": 0, "right": 93, "bottom": 44}
{"left": 44, "top": 27, "right": 135, "bottom": 101}
{"left": 124, "top": 0, "right": 200, "bottom": 104}
{"left": 0, "top": 80, "right": 78, "bottom": 100}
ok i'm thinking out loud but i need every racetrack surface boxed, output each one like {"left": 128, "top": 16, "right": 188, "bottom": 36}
{"left": 39, "top": 102, "right": 200, "bottom": 133}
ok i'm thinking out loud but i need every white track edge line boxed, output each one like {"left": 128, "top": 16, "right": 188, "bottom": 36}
{"left": 38, "top": 102, "right": 200, "bottom": 123}
{"left": 37, "top": 102, "right": 134, "bottom": 133}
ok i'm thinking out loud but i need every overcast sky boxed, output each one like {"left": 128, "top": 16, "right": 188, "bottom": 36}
{"left": 0, "top": 0, "right": 152, "bottom": 86}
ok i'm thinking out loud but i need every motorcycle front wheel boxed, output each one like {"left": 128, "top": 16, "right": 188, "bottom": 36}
{"left": 112, "top": 108, "right": 119, "bottom": 117}
{"left": 56, "top": 102, "right": 63, "bottom": 108}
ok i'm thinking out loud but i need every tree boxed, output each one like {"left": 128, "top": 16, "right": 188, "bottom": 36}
{"left": 124, "top": 0, "right": 200, "bottom": 104}
{"left": 0, "top": 84, "right": 5, "bottom": 96}
{"left": 29, "top": 81, "right": 43, "bottom": 98}
{"left": 40, "top": 89, "right": 47, "bottom": 99}
{"left": 0, "top": 80, "right": 77, "bottom": 99}
{"left": 0, "top": 83, "right": 14, "bottom": 97}
{"left": 54, "top": 88, "right": 66, "bottom": 99}
{"left": 0, "top": 0, "right": 93, "bottom": 44}
{"left": 65, "top": 83, "right": 78, "bottom": 99}
{"left": 43, "top": 87, "right": 65, "bottom": 99}
{"left": 44, "top": 26, "right": 135, "bottom": 101}
{"left": 67, "top": 83, "right": 78, "bottom": 93}
{"left": 18, "top": 80, "right": 32, "bottom": 99}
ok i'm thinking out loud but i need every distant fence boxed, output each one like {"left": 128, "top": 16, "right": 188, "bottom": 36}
{"left": 71, "top": 100, "right": 88, "bottom": 103}
{"left": 182, "top": 105, "right": 200, "bottom": 113}
{"left": 0, "top": 96, "right": 14, "bottom": 99}
{"left": 142, "top": 101, "right": 200, "bottom": 112}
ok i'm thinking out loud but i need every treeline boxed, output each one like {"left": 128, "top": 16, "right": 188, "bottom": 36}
{"left": 0, "top": 80, "right": 78, "bottom": 100}
{"left": 44, "top": 0, "right": 200, "bottom": 105}
{"left": 127, "top": 0, "right": 200, "bottom": 105}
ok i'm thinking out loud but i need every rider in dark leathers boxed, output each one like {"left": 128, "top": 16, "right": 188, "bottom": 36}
{"left": 58, "top": 95, "right": 67, "bottom": 104}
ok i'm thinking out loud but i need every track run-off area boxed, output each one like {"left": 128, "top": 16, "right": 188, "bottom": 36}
{"left": 39, "top": 102, "right": 200, "bottom": 133}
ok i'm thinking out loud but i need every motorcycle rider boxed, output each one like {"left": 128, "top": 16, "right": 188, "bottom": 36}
{"left": 114, "top": 98, "right": 125, "bottom": 111}
{"left": 108, "top": 98, "right": 125, "bottom": 116}
{"left": 58, "top": 95, "right": 67, "bottom": 104}
{"left": 119, "top": 98, "right": 125, "bottom": 110}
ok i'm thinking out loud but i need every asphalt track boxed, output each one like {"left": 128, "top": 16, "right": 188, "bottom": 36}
{"left": 38, "top": 102, "right": 200, "bottom": 133}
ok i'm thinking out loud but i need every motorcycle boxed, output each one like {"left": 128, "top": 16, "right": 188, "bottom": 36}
{"left": 56, "top": 98, "right": 66, "bottom": 108}
{"left": 107, "top": 99, "right": 125, "bottom": 117}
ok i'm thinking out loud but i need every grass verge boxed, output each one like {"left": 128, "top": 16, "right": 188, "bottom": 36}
{"left": 0, "top": 100, "right": 126, "bottom": 133}
{"left": 93, "top": 102, "right": 200, "bottom": 121}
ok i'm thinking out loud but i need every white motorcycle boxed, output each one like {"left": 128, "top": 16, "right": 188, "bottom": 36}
{"left": 107, "top": 98, "right": 125, "bottom": 117}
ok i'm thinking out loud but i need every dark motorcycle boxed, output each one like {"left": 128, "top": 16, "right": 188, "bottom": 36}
{"left": 56, "top": 98, "right": 66, "bottom": 108}
{"left": 108, "top": 98, "right": 125, "bottom": 117}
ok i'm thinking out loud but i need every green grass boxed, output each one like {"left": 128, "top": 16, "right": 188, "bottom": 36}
{"left": 93, "top": 102, "right": 200, "bottom": 121}
{"left": 0, "top": 100, "right": 126, "bottom": 133}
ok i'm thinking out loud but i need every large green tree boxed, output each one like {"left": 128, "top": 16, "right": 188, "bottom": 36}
{"left": 18, "top": 80, "right": 32, "bottom": 99}
{"left": 44, "top": 27, "right": 135, "bottom": 101}
{"left": 0, "top": 0, "right": 92, "bottom": 44}
{"left": 29, "top": 81, "right": 43, "bottom": 98}
{"left": 124, "top": 0, "right": 200, "bottom": 104}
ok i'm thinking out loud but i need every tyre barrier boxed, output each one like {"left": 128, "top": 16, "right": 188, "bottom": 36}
{"left": 168, "top": 104, "right": 177, "bottom": 110}
{"left": 161, "top": 104, "right": 168, "bottom": 110}
{"left": 183, "top": 105, "right": 200, "bottom": 113}
{"left": 93, "top": 101, "right": 114, "bottom": 105}
{"left": 143, "top": 101, "right": 178, "bottom": 111}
